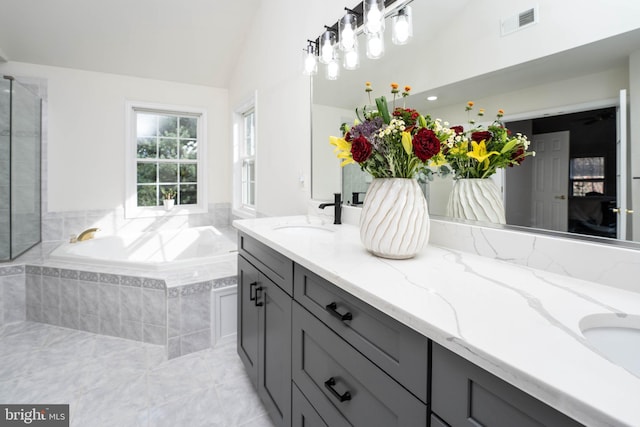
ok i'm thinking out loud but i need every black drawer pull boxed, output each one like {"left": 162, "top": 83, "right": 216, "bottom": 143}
{"left": 325, "top": 302, "right": 352, "bottom": 322}
{"left": 324, "top": 377, "right": 351, "bottom": 402}
{"left": 254, "top": 286, "right": 264, "bottom": 307}
{"left": 249, "top": 282, "right": 258, "bottom": 301}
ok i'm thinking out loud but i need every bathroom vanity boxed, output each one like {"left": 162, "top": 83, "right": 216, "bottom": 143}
{"left": 234, "top": 216, "right": 640, "bottom": 427}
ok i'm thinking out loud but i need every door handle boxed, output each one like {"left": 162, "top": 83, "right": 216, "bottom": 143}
{"left": 324, "top": 377, "right": 351, "bottom": 402}
{"left": 254, "top": 286, "right": 264, "bottom": 307}
{"left": 554, "top": 195, "right": 566, "bottom": 200}
{"left": 249, "top": 281, "right": 258, "bottom": 301}
{"left": 325, "top": 302, "right": 353, "bottom": 322}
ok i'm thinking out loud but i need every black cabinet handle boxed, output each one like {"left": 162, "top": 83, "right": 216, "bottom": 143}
{"left": 254, "top": 286, "right": 264, "bottom": 307}
{"left": 324, "top": 377, "right": 351, "bottom": 402}
{"left": 249, "top": 282, "right": 258, "bottom": 301}
{"left": 325, "top": 302, "right": 352, "bottom": 322}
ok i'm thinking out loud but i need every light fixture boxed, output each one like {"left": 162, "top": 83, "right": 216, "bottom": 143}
{"left": 392, "top": 6, "right": 413, "bottom": 45}
{"left": 343, "top": 46, "right": 360, "bottom": 70}
{"left": 302, "top": 40, "right": 318, "bottom": 76}
{"left": 364, "top": 0, "right": 385, "bottom": 35}
{"left": 366, "top": 31, "right": 384, "bottom": 59}
{"left": 427, "top": 95, "right": 438, "bottom": 101}
{"left": 326, "top": 57, "right": 341, "bottom": 80}
{"left": 303, "top": 0, "right": 415, "bottom": 80}
{"left": 339, "top": 12, "right": 358, "bottom": 52}
{"left": 319, "top": 29, "right": 337, "bottom": 65}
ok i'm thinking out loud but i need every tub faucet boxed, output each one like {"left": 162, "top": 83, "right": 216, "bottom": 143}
{"left": 319, "top": 193, "right": 342, "bottom": 225}
{"left": 76, "top": 227, "right": 99, "bottom": 242}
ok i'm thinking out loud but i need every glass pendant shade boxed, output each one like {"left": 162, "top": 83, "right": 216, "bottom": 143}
{"left": 326, "top": 58, "right": 340, "bottom": 80}
{"left": 339, "top": 13, "right": 358, "bottom": 52}
{"left": 366, "top": 32, "right": 385, "bottom": 59}
{"left": 392, "top": 6, "right": 413, "bottom": 45}
{"left": 364, "top": 0, "right": 385, "bottom": 35}
{"left": 319, "top": 30, "right": 337, "bottom": 64}
{"left": 302, "top": 44, "right": 318, "bottom": 76}
{"left": 343, "top": 45, "right": 360, "bottom": 70}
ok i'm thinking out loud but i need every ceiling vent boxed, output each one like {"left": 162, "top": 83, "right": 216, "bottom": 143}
{"left": 501, "top": 6, "right": 538, "bottom": 36}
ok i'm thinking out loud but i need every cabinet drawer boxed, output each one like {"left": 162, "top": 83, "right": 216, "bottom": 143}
{"left": 432, "top": 343, "right": 583, "bottom": 427}
{"left": 292, "top": 302, "right": 427, "bottom": 427}
{"left": 239, "top": 232, "right": 293, "bottom": 296}
{"left": 293, "top": 264, "right": 429, "bottom": 402}
{"left": 292, "top": 383, "right": 333, "bottom": 427}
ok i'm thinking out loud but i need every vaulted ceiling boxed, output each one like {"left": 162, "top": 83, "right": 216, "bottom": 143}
{"left": 0, "top": 0, "right": 260, "bottom": 87}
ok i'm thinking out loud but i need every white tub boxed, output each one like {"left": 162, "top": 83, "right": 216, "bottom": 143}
{"left": 48, "top": 226, "right": 237, "bottom": 271}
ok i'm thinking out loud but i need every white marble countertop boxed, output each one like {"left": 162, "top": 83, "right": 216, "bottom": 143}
{"left": 233, "top": 215, "right": 640, "bottom": 427}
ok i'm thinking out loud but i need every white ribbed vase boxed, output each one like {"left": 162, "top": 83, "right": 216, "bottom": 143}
{"left": 359, "top": 178, "right": 430, "bottom": 259}
{"left": 446, "top": 178, "right": 506, "bottom": 224}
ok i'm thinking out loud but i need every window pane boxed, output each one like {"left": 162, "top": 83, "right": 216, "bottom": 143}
{"left": 159, "top": 163, "right": 178, "bottom": 183}
{"left": 137, "top": 137, "right": 157, "bottom": 159}
{"left": 159, "top": 116, "right": 178, "bottom": 137}
{"left": 180, "top": 164, "right": 197, "bottom": 182}
{"left": 573, "top": 181, "right": 605, "bottom": 197}
{"left": 244, "top": 110, "right": 255, "bottom": 156}
{"left": 159, "top": 138, "right": 178, "bottom": 159}
{"left": 137, "top": 114, "right": 157, "bottom": 137}
{"left": 179, "top": 117, "right": 197, "bottom": 138}
{"left": 242, "top": 160, "right": 255, "bottom": 206}
{"left": 179, "top": 139, "right": 198, "bottom": 159}
{"left": 137, "top": 163, "right": 157, "bottom": 183}
{"left": 179, "top": 184, "right": 197, "bottom": 205}
{"left": 570, "top": 157, "right": 605, "bottom": 179}
{"left": 137, "top": 185, "right": 157, "bottom": 206}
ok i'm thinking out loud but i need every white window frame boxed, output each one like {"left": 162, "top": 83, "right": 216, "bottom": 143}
{"left": 124, "top": 101, "right": 208, "bottom": 218}
{"left": 233, "top": 93, "right": 257, "bottom": 218}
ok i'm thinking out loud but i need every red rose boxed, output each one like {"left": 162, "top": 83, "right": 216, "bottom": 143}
{"left": 471, "top": 131, "right": 492, "bottom": 142}
{"left": 509, "top": 146, "right": 525, "bottom": 166}
{"left": 351, "top": 136, "right": 372, "bottom": 162}
{"left": 412, "top": 128, "right": 441, "bottom": 162}
{"left": 451, "top": 125, "right": 464, "bottom": 135}
{"left": 344, "top": 131, "right": 353, "bottom": 142}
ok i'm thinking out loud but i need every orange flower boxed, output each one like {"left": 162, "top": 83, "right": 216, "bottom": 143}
{"left": 391, "top": 82, "right": 399, "bottom": 89}
{"left": 497, "top": 109, "right": 505, "bottom": 117}
{"left": 365, "top": 82, "right": 372, "bottom": 92}
{"left": 467, "top": 101, "right": 474, "bottom": 107}
{"left": 404, "top": 85, "right": 411, "bottom": 92}
{"left": 478, "top": 108, "right": 485, "bottom": 116}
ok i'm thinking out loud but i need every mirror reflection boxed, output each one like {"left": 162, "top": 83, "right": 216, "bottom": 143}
{"left": 311, "top": 1, "right": 640, "bottom": 243}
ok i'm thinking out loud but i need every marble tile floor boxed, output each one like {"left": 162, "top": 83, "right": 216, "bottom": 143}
{"left": 0, "top": 321, "right": 275, "bottom": 427}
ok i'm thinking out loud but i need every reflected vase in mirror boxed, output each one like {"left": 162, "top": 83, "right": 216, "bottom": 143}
{"left": 446, "top": 178, "right": 506, "bottom": 224}
{"left": 360, "top": 178, "right": 430, "bottom": 259}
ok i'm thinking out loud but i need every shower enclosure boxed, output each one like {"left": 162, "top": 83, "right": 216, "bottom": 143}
{"left": 1, "top": 76, "right": 42, "bottom": 261}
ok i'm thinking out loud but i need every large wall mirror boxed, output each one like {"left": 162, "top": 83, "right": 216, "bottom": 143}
{"left": 311, "top": 0, "right": 640, "bottom": 245}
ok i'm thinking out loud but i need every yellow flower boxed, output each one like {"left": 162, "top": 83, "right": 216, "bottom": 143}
{"left": 428, "top": 152, "right": 447, "bottom": 167}
{"left": 467, "top": 140, "right": 499, "bottom": 170}
{"left": 329, "top": 136, "right": 354, "bottom": 167}
{"left": 401, "top": 132, "right": 413, "bottom": 155}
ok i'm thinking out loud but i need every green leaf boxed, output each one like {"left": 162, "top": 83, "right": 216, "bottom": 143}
{"left": 375, "top": 96, "right": 391, "bottom": 124}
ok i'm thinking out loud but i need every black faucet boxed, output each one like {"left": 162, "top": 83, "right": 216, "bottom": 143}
{"left": 319, "top": 193, "right": 342, "bottom": 224}
{"left": 351, "top": 191, "right": 366, "bottom": 206}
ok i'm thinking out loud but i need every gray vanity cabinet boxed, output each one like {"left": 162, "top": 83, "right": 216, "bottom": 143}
{"left": 237, "top": 234, "right": 293, "bottom": 427}
{"left": 431, "top": 343, "right": 583, "bottom": 427}
{"left": 292, "top": 302, "right": 427, "bottom": 426}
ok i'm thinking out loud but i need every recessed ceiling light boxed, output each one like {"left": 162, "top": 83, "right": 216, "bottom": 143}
{"left": 427, "top": 95, "right": 438, "bottom": 101}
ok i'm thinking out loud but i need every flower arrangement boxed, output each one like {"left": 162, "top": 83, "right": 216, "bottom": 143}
{"left": 161, "top": 187, "right": 176, "bottom": 200}
{"left": 431, "top": 102, "right": 535, "bottom": 179}
{"left": 330, "top": 82, "right": 454, "bottom": 179}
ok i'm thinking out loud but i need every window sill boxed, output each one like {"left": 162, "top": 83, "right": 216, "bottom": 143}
{"left": 233, "top": 207, "right": 256, "bottom": 220}
{"left": 125, "top": 204, "right": 208, "bottom": 219}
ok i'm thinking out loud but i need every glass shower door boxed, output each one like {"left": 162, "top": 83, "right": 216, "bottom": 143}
{"left": 10, "top": 80, "right": 42, "bottom": 258}
{"left": 0, "top": 77, "right": 42, "bottom": 261}
{"left": 0, "top": 79, "right": 9, "bottom": 260}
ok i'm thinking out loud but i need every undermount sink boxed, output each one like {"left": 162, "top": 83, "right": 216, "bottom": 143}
{"left": 272, "top": 224, "right": 335, "bottom": 236}
{"left": 580, "top": 313, "right": 640, "bottom": 377}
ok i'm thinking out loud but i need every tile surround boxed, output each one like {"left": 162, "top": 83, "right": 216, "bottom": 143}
{"left": 14, "top": 263, "right": 237, "bottom": 357}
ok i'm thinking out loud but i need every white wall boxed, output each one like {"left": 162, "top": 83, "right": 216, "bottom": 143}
{"left": 0, "top": 61, "right": 230, "bottom": 213}
{"left": 228, "top": 0, "right": 640, "bottom": 216}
